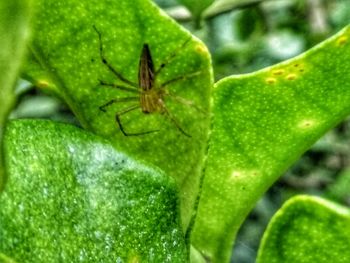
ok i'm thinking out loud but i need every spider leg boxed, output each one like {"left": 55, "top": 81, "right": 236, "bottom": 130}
{"left": 93, "top": 25, "right": 138, "bottom": 88}
{"left": 116, "top": 105, "right": 159, "bottom": 136}
{"left": 160, "top": 103, "right": 191, "bottom": 138}
{"left": 165, "top": 92, "right": 207, "bottom": 114}
{"left": 99, "top": 97, "right": 139, "bottom": 112}
{"left": 98, "top": 80, "right": 139, "bottom": 93}
{"left": 160, "top": 71, "right": 202, "bottom": 88}
{"left": 154, "top": 36, "right": 192, "bottom": 77}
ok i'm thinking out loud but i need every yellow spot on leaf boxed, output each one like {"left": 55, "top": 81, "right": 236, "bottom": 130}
{"left": 286, "top": 74, "right": 297, "bottom": 80}
{"left": 231, "top": 171, "right": 242, "bottom": 178}
{"left": 195, "top": 43, "right": 208, "bottom": 54}
{"left": 272, "top": 69, "right": 284, "bottom": 75}
{"left": 298, "top": 119, "right": 316, "bottom": 129}
{"left": 36, "top": 80, "right": 50, "bottom": 89}
{"left": 337, "top": 36, "right": 348, "bottom": 46}
{"left": 266, "top": 77, "right": 277, "bottom": 84}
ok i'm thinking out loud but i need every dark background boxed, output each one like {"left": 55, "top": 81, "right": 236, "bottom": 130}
{"left": 13, "top": 0, "right": 350, "bottom": 262}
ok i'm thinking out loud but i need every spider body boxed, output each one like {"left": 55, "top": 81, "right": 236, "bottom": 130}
{"left": 138, "top": 44, "right": 165, "bottom": 114}
{"left": 93, "top": 26, "right": 201, "bottom": 137}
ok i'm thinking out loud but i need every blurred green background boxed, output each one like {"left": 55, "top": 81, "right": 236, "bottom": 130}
{"left": 12, "top": 0, "right": 350, "bottom": 262}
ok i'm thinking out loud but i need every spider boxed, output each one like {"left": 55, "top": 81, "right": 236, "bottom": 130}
{"left": 93, "top": 26, "right": 203, "bottom": 137}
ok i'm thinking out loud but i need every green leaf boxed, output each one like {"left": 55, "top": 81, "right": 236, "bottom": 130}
{"left": 24, "top": 0, "right": 213, "bottom": 232}
{"left": 257, "top": 195, "right": 350, "bottom": 263}
{"left": 0, "top": 0, "right": 31, "bottom": 190}
{"left": 192, "top": 25, "right": 350, "bottom": 262}
{"left": 1, "top": 120, "right": 187, "bottom": 262}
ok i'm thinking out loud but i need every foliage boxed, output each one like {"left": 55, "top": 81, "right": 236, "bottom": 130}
{"left": 257, "top": 196, "right": 350, "bottom": 263}
{"left": 192, "top": 25, "right": 350, "bottom": 262}
{"left": 24, "top": 0, "right": 212, "bottom": 234}
{"left": 1, "top": 120, "right": 186, "bottom": 262}
{"left": 0, "top": 0, "right": 31, "bottom": 190}
{"left": 0, "top": 0, "right": 350, "bottom": 263}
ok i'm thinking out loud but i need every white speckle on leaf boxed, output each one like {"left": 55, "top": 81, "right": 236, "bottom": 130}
{"left": 67, "top": 145, "right": 75, "bottom": 154}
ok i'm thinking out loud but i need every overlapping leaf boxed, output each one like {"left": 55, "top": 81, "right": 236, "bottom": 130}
{"left": 1, "top": 120, "right": 187, "bottom": 262}
{"left": 0, "top": 0, "right": 31, "bottom": 189}
{"left": 24, "top": 0, "right": 213, "bottom": 232}
{"left": 257, "top": 195, "right": 350, "bottom": 263}
{"left": 192, "top": 26, "right": 350, "bottom": 262}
